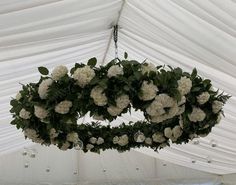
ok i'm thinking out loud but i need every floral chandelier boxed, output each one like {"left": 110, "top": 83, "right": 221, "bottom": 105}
{"left": 10, "top": 26, "right": 229, "bottom": 153}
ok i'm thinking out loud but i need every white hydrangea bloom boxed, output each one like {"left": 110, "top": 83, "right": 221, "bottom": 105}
{"left": 60, "top": 142, "right": 70, "bottom": 151}
{"left": 93, "top": 115, "right": 104, "bottom": 121}
{"left": 38, "top": 78, "right": 53, "bottom": 99}
{"left": 96, "top": 137, "right": 104, "bottom": 145}
{"left": 16, "top": 92, "right": 22, "bottom": 100}
{"left": 67, "top": 132, "right": 79, "bottom": 143}
{"left": 86, "top": 144, "right": 94, "bottom": 150}
{"left": 51, "top": 65, "right": 68, "bottom": 81}
{"left": 197, "top": 92, "right": 210, "bottom": 105}
{"left": 164, "top": 127, "right": 172, "bottom": 138}
{"left": 107, "top": 106, "right": 122, "bottom": 116}
{"left": 177, "top": 76, "right": 192, "bottom": 95}
{"left": 116, "top": 94, "right": 130, "bottom": 109}
{"left": 139, "top": 81, "right": 158, "bottom": 101}
{"left": 19, "top": 108, "right": 31, "bottom": 119}
{"left": 73, "top": 66, "right": 95, "bottom": 87}
{"left": 89, "top": 137, "right": 97, "bottom": 144}
{"left": 49, "top": 128, "right": 58, "bottom": 139}
{"left": 172, "top": 126, "right": 183, "bottom": 139}
{"left": 34, "top": 106, "right": 48, "bottom": 120}
{"left": 32, "top": 137, "right": 44, "bottom": 144}
{"left": 189, "top": 134, "right": 198, "bottom": 140}
{"left": 212, "top": 100, "right": 223, "bottom": 113}
{"left": 146, "top": 94, "right": 178, "bottom": 123}
{"left": 117, "top": 134, "right": 129, "bottom": 146}
{"left": 24, "top": 128, "right": 38, "bottom": 139}
{"left": 90, "top": 86, "right": 107, "bottom": 106}
{"left": 55, "top": 100, "right": 72, "bottom": 114}
{"left": 145, "top": 137, "right": 152, "bottom": 145}
{"left": 176, "top": 105, "right": 185, "bottom": 115}
{"left": 113, "top": 136, "right": 119, "bottom": 144}
{"left": 152, "top": 132, "right": 166, "bottom": 143}
{"left": 107, "top": 65, "right": 124, "bottom": 78}
{"left": 179, "top": 116, "right": 184, "bottom": 129}
{"left": 141, "top": 63, "right": 157, "bottom": 75}
{"left": 188, "top": 107, "right": 206, "bottom": 122}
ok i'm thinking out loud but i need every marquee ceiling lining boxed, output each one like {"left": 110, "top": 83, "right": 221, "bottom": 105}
{"left": 0, "top": 0, "right": 236, "bottom": 175}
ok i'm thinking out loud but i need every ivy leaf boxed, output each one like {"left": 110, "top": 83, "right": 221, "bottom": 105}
{"left": 38, "top": 66, "right": 49, "bottom": 75}
{"left": 124, "top": 52, "right": 128, "bottom": 59}
{"left": 87, "top": 57, "right": 97, "bottom": 67}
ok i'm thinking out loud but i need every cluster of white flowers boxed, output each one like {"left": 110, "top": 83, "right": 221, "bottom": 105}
{"left": 51, "top": 65, "right": 68, "bottom": 81}
{"left": 145, "top": 137, "right": 152, "bottom": 145}
{"left": 93, "top": 115, "right": 104, "bottom": 121}
{"left": 24, "top": 128, "right": 38, "bottom": 138}
{"left": 179, "top": 116, "right": 184, "bottom": 129}
{"left": 73, "top": 66, "right": 95, "bottom": 87}
{"left": 60, "top": 142, "right": 70, "bottom": 151}
{"left": 197, "top": 92, "right": 210, "bottom": 105}
{"left": 89, "top": 137, "right": 104, "bottom": 145}
{"left": 55, "top": 100, "right": 72, "bottom": 114}
{"left": 139, "top": 81, "right": 158, "bottom": 101}
{"left": 116, "top": 94, "right": 130, "bottom": 109}
{"left": 19, "top": 108, "right": 31, "bottom": 119}
{"left": 107, "top": 106, "right": 122, "bottom": 116}
{"left": 134, "top": 131, "right": 146, "bottom": 143}
{"left": 90, "top": 86, "right": 107, "bottom": 106}
{"left": 146, "top": 94, "right": 178, "bottom": 123}
{"left": 107, "top": 95, "right": 130, "bottom": 116}
{"left": 38, "top": 78, "right": 53, "bottom": 99}
{"left": 212, "top": 100, "right": 223, "bottom": 113}
{"left": 34, "top": 106, "right": 48, "bottom": 120}
{"left": 49, "top": 128, "right": 58, "bottom": 139}
{"left": 86, "top": 144, "right": 94, "bottom": 150}
{"left": 113, "top": 135, "right": 129, "bottom": 146}
{"left": 24, "top": 128, "right": 44, "bottom": 144}
{"left": 107, "top": 65, "right": 124, "bottom": 78}
{"left": 16, "top": 92, "right": 22, "bottom": 101}
{"left": 164, "top": 126, "right": 183, "bottom": 141}
{"left": 67, "top": 132, "right": 79, "bottom": 143}
{"left": 152, "top": 132, "right": 166, "bottom": 143}
{"left": 188, "top": 107, "right": 206, "bottom": 122}
{"left": 177, "top": 76, "right": 192, "bottom": 95}
{"left": 141, "top": 63, "right": 157, "bottom": 75}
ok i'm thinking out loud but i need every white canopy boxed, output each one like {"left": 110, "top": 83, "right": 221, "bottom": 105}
{"left": 0, "top": 0, "right": 236, "bottom": 184}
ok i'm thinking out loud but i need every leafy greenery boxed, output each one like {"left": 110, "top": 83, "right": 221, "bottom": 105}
{"left": 10, "top": 55, "right": 230, "bottom": 153}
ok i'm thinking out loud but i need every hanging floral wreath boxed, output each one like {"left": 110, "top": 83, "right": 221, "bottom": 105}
{"left": 10, "top": 53, "right": 229, "bottom": 153}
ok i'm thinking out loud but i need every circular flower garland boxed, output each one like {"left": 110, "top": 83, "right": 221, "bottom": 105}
{"left": 10, "top": 54, "right": 230, "bottom": 153}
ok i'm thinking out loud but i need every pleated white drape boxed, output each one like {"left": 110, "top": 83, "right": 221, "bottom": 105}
{"left": 0, "top": 0, "right": 236, "bottom": 176}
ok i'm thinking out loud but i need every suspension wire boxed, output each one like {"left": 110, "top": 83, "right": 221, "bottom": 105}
{"left": 113, "top": 25, "right": 118, "bottom": 59}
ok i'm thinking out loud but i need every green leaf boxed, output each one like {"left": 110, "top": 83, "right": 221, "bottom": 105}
{"left": 38, "top": 66, "right": 49, "bottom": 75}
{"left": 191, "top": 68, "right": 197, "bottom": 80}
{"left": 10, "top": 99, "right": 18, "bottom": 106}
{"left": 87, "top": 57, "right": 97, "bottom": 67}
{"left": 124, "top": 52, "right": 128, "bottom": 59}
{"left": 70, "top": 67, "right": 76, "bottom": 75}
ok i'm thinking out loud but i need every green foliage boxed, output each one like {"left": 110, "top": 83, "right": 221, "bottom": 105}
{"left": 87, "top": 57, "right": 97, "bottom": 67}
{"left": 38, "top": 66, "right": 49, "bottom": 75}
{"left": 10, "top": 55, "right": 230, "bottom": 153}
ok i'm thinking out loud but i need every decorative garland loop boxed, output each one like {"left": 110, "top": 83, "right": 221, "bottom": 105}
{"left": 10, "top": 53, "right": 230, "bottom": 153}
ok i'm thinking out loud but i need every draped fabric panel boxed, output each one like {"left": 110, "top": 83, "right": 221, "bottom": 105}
{"left": 0, "top": 0, "right": 236, "bottom": 176}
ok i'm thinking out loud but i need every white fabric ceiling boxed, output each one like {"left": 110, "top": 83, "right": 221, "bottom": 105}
{"left": 0, "top": 0, "right": 236, "bottom": 178}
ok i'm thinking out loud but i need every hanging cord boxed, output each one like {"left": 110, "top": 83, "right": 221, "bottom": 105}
{"left": 113, "top": 25, "right": 119, "bottom": 60}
